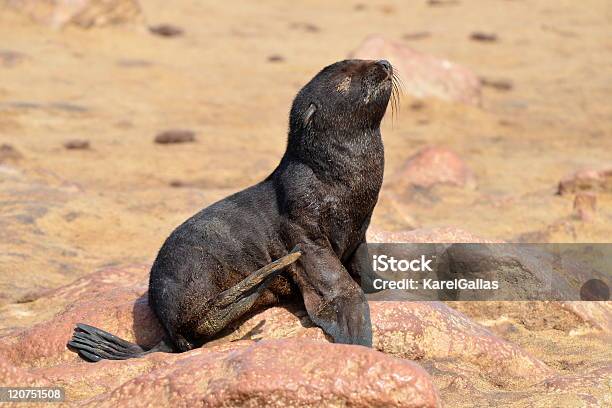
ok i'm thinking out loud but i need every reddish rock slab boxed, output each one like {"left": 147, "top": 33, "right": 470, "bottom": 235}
{"left": 2, "top": 0, "right": 143, "bottom": 28}
{"left": 0, "top": 264, "right": 162, "bottom": 368}
{"left": 350, "top": 35, "right": 481, "bottom": 105}
{"left": 36, "top": 343, "right": 250, "bottom": 402}
{"left": 369, "top": 302, "right": 552, "bottom": 387}
{"left": 142, "top": 301, "right": 553, "bottom": 388}
{"left": 0, "top": 355, "right": 49, "bottom": 387}
{"left": 0, "top": 262, "right": 549, "bottom": 387}
{"left": 9, "top": 263, "right": 612, "bottom": 406}
{"left": 392, "top": 146, "right": 476, "bottom": 190}
{"left": 558, "top": 167, "right": 612, "bottom": 195}
{"left": 81, "top": 339, "right": 440, "bottom": 408}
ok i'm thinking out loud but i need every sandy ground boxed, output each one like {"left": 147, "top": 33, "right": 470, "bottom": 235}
{"left": 0, "top": 0, "right": 610, "bottom": 406}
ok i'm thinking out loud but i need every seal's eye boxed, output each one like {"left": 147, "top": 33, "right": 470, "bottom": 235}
{"left": 336, "top": 77, "right": 351, "bottom": 94}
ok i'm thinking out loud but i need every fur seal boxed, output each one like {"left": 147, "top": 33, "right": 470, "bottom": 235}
{"left": 68, "top": 59, "right": 396, "bottom": 361}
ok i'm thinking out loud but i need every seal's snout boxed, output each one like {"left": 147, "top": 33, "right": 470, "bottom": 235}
{"left": 375, "top": 60, "right": 393, "bottom": 77}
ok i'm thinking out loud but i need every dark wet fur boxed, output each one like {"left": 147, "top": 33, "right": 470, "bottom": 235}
{"left": 68, "top": 59, "right": 393, "bottom": 361}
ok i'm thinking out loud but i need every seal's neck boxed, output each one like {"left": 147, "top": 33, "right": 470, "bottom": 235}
{"left": 285, "top": 126, "right": 384, "bottom": 184}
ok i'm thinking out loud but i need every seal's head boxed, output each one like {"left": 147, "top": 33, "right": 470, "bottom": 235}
{"left": 289, "top": 59, "right": 397, "bottom": 137}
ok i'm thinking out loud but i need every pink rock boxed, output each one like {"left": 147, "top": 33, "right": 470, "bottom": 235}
{"left": 2, "top": 264, "right": 609, "bottom": 406}
{"left": 2, "top": 0, "right": 142, "bottom": 28}
{"left": 0, "top": 264, "right": 549, "bottom": 401}
{"left": 370, "top": 302, "right": 552, "bottom": 386}
{"left": 350, "top": 35, "right": 481, "bottom": 105}
{"left": 0, "top": 264, "right": 162, "bottom": 367}
{"left": 393, "top": 146, "right": 476, "bottom": 190}
{"left": 558, "top": 167, "right": 612, "bottom": 195}
{"left": 82, "top": 339, "right": 440, "bottom": 408}
{"left": 188, "top": 301, "right": 552, "bottom": 386}
{"left": 0, "top": 356, "right": 49, "bottom": 387}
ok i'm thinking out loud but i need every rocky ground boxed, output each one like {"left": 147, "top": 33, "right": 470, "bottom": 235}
{"left": 0, "top": 261, "right": 610, "bottom": 407}
{"left": 0, "top": 0, "right": 611, "bottom": 406}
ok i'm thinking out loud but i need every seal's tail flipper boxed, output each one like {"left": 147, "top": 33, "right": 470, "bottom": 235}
{"left": 68, "top": 323, "right": 172, "bottom": 362}
{"left": 194, "top": 245, "right": 302, "bottom": 339}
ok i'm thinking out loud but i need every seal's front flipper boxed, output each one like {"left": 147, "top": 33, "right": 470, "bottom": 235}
{"left": 194, "top": 246, "right": 301, "bottom": 339}
{"left": 308, "top": 288, "right": 372, "bottom": 347}
{"left": 293, "top": 241, "right": 373, "bottom": 347}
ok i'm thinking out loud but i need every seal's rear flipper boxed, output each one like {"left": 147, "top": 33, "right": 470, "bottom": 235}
{"left": 214, "top": 245, "right": 301, "bottom": 308}
{"left": 194, "top": 246, "right": 302, "bottom": 339}
{"left": 68, "top": 323, "right": 173, "bottom": 362}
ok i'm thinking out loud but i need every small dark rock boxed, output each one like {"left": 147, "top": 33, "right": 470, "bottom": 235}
{"left": 169, "top": 179, "right": 186, "bottom": 188}
{"left": 63, "top": 139, "right": 90, "bottom": 150}
{"left": 114, "top": 120, "right": 133, "bottom": 129}
{"left": 0, "top": 50, "right": 27, "bottom": 67}
{"left": 289, "top": 22, "right": 319, "bottom": 33}
{"left": 354, "top": 3, "right": 367, "bottom": 11}
{"left": 149, "top": 24, "right": 184, "bottom": 37}
{"left": 49, "top": 102, "right": 88, "bottom": 113}
{"left": 428, "top": 0, "right": 460, "bottom": 6}
{"left": 470, "top": 32, "right": 498, "bottom": 42}
{"left": 480, "top": 77, "right": 514, "bottom": 91}
{"left": 64, "top": 211, "right": 81, "bottom": 222}
{"left": 403, "top": 31, "right": 431, "bottom": 40}
{"left": 4, "top": 101, "right": 41, "bottom": 110}
{"left": 410, "top": 101, "right": 426, "bottom": 111}
{"left": 15, "top": 214, "right": 36, "bottom": 225}
{"left": 15, "top": 290, "right": 48, "bottom": 304}
{"left": 154, "top": 130, "right": 196, "bottom": 144}
{"left": 117, "top": 59, "right": 153, "bottom": 67}
{"left": 498, "top": 119, "right": 515, "bottom": 127}
{"left": 267, "top": 54, "right": 285, "bottom": 63}
{"left": 380, "top": 4, "right": 396, "bottom": 14}
{"left": 0, "top": 144, "right": 23, "bottom": 163}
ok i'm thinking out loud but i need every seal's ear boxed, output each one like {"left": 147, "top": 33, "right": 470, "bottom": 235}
{"left": 303, "top": 103, "right": 317, "bottom": 127}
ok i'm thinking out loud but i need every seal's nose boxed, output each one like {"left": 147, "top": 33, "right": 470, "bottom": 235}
{"left": 376, "top": 60, "right": 393, "bottom": 76}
